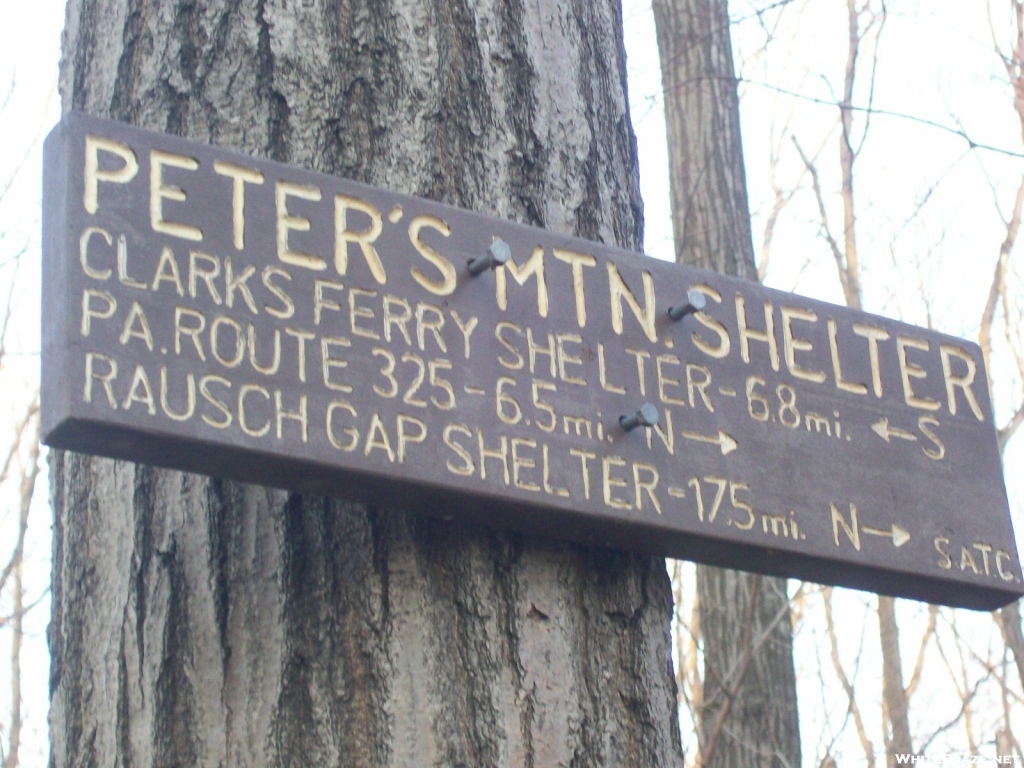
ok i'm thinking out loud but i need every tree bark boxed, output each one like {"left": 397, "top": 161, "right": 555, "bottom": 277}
{"left": 651, "top": 0, "right": 757, "bottom": 282}
{"left": 651, "top": 1, "right": 801, "bottom": 766}
{"left": 49, "top": 2, "right": 683, "bottom": 766}
{"left": 999, "top": 601, "right": 1024, "bottom": 692}
{"left": 878, "top": 596, "right": 913, "bottom": 765}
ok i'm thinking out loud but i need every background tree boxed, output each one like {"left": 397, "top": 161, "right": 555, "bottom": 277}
{"left": 651, "top": 1, "right": 800, "bottom": 767}
{"left": 48, "top": 1, "right": 683, "bottom": 766}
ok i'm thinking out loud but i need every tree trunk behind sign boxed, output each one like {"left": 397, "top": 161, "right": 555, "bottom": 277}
{"left": 651, "top": 0, "right": 801, "bottom": 766}
{"left": 49, "top": 2, "right": 684, "bottom": 766}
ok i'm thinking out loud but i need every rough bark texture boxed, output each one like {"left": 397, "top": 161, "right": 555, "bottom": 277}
{"left": 651, "top": 1, "right": 801, "bottom": 766}
{"left": 878, "top": 595, "right": 912, "bottom": 765}
{"left": 651, "top": 0, "right": 756, "bottom": 281}
{"left": 49, "top": 2, "right": 684, "bottom": 766}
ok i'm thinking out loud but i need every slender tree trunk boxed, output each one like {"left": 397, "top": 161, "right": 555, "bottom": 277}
{"left": 4, "top": 554, "right": 22, "bottom": 768}
{"left": 999, "top": 601, "right": 1024, "bottom": 691}
{"left": 878, "top": 596, "right": 912, "bottom": 765}
{"left": 49, "top": 2, "right": 684, "bottom": 766}
{"left": 651, "top": 1, "right": 800, "bottom": 766}
{"left": 651, "top": 0, "right": 757, "bottom": 282}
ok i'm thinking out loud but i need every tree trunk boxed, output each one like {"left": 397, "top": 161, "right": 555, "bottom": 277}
{"left": 999, "top": 601, "right": 1024, "bottom": 692}
{"left": 651, "top": 0, "right": 757, "bottom": 283}
{"left": 878, "top": 596, "right": 913, "bottom": 765}
{"left": 651, "top": 1, "right": 801, "bottom": 766}
{"left": 49, "top": 2, "right": 684, "bottom": 766}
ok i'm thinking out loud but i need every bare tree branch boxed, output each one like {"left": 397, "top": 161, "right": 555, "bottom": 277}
{"left": 995, "top": 602, "right": 1024, "bottom": 693}
{"left": 792, "top": 135, "right": 857, "bottom": 305}
{"left": 700, "top": 579, "right": 804, "bottom": 767}
{"left": 823, "top": 587, "right": 876, "bottom": 767}
{"left": 904, "top": 603, "right": 938, "bottom": 701}
{"left": 0, "top": 403, "right": 40, "bottom": 600}
{"left": 0, "top": 414, "right": 40, "bottom": 768}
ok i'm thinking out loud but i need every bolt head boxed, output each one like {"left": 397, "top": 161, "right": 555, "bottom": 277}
{"left": 686, "top": 289, "right": 707, "bottom": 312}
{"left": 637, "top": 403, "right": 659, "bottom": 428}
{"left": 489, "top": 239, "right": 512, "bottom": 266}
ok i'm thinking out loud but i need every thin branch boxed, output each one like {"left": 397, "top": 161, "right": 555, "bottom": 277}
{"left": 792, "top": 135, "right": 857, "bottom": 306}
{"left": 0, "top": 403, "right": 40, "bottom": 599}
{"left": 978, "top": 179, "right": 1024, "bottom": 376}
{"left": 700, "top": 579, "right": 803, "bottom": 767}
{"left": 904, "top": 604, "right": 938, "bottom": 701}
{"left": 0, "top": 420, "right": 40, "bottom": 768}
{"left": 700, "top": 576, "right": 763, "bottom": 767}
{"left": 730, "top": 77, "right": 1024, "bottom": 159}
{"left": 999, "top": 407, "right": 1024, "bottom": 453}
{"left": 0, "top": 80, "right": 56, "bottom": 204}
{"left": 759, "top": 130, "right": 822, "bottom": 282}
{"left": 854, "top": 1, "right": 888, "bottom": 157}
{"left": 993, "top": 604, "right": 1024, "bottom": 694}
{"left": 823, "top": 587, "right": 876, "bottom": 767}
{"left": 997, "top": 266, "right": 1024, "bottom": 452}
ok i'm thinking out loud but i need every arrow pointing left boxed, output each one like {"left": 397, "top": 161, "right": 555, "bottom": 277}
{"left": 871, "top": 417, "right": 917, "bottom": 443}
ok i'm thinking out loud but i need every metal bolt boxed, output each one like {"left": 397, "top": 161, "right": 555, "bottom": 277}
{"left": 467, "top": 239, "right": 512, "bottom": 276}
{"left": 620, "top": 403, "right": 659, "bottom": 431}
{"left": 667, "top": 289, "right": 707, "bottom": 321}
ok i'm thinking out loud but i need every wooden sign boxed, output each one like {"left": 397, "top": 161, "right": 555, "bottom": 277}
{"left": 41, "top": 113, "right": 1023, "bottom": 610}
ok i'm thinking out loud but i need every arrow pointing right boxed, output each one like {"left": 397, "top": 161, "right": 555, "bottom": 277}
{"left": 679, "top": 429, "right": 738, "bottom": 456}
{"left": 862, "top": 523, "right": 911, "bottom": 548}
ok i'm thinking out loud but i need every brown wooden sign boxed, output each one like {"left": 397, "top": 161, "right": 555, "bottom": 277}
{"left": 41, "top": 113, "right": 1022, "bottom": 609}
